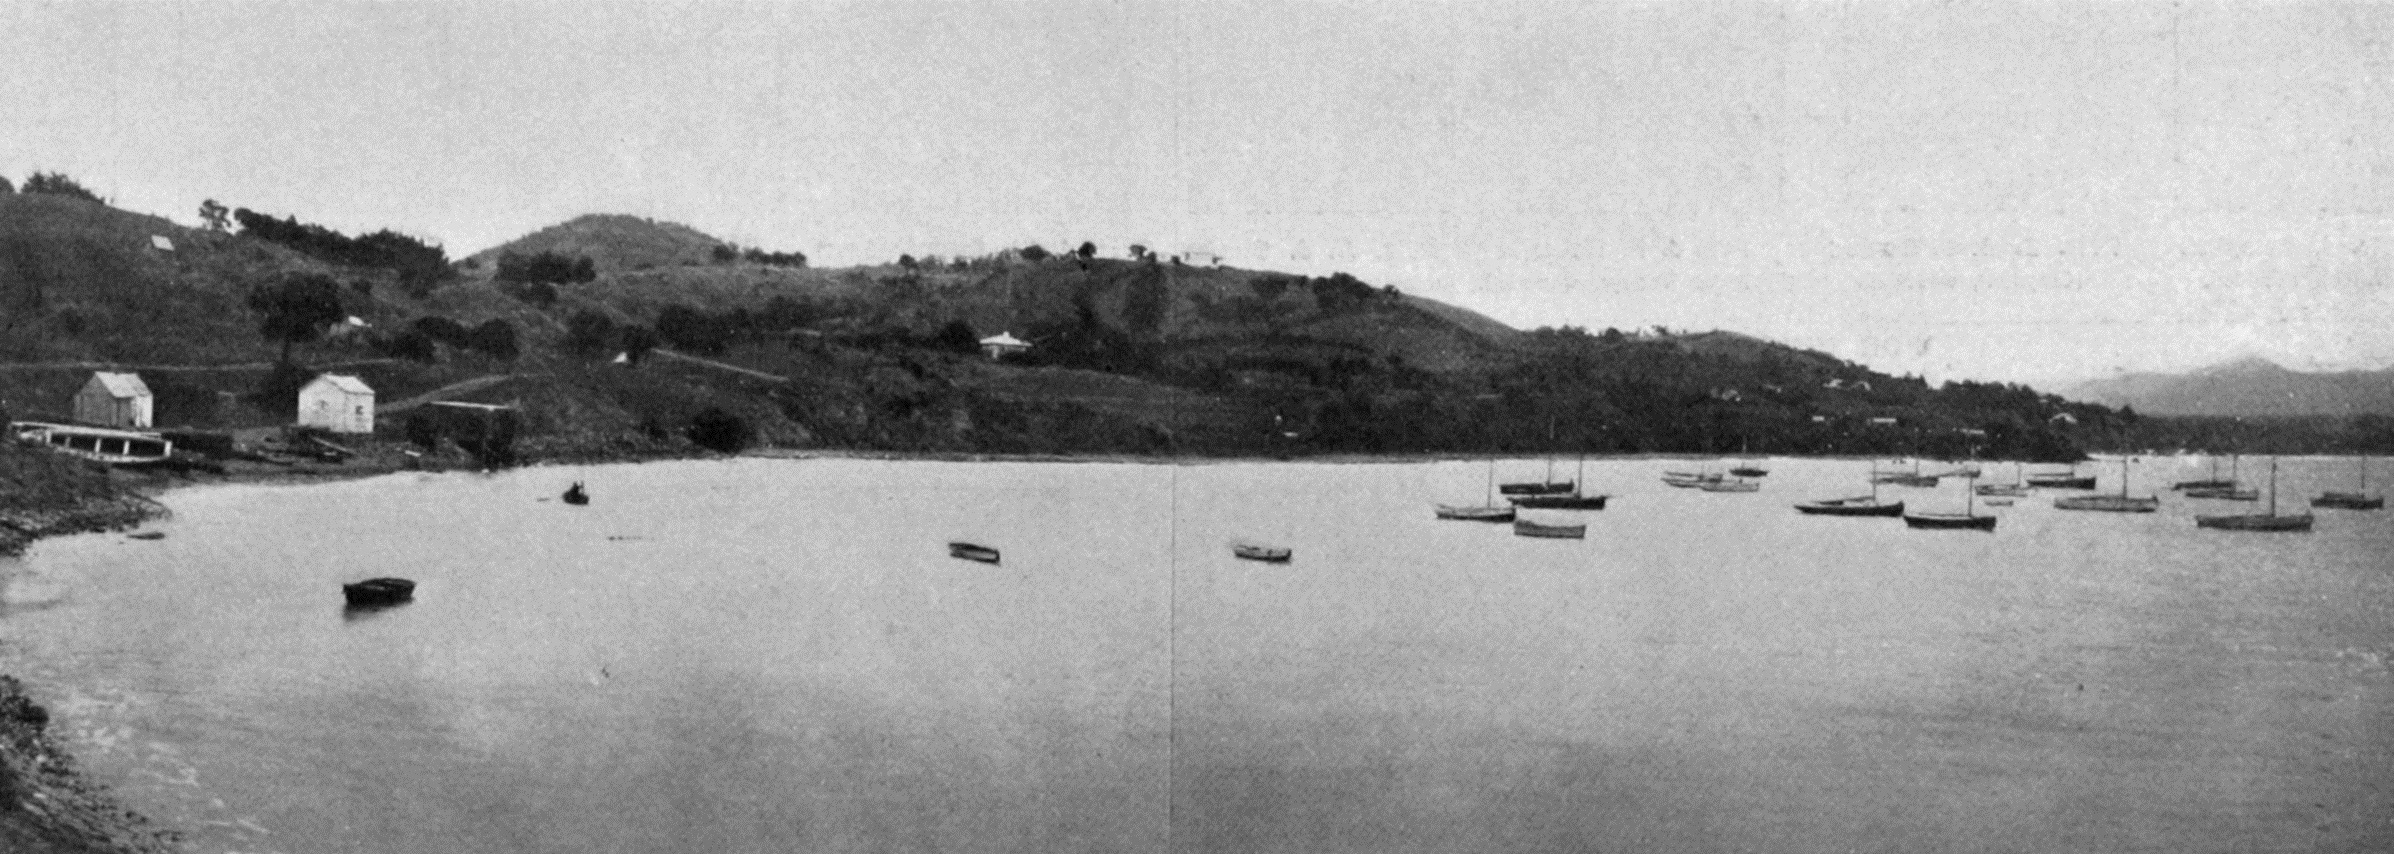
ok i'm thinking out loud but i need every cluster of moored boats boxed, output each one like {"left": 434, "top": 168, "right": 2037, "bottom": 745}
{"left": 1435, "top": 455, "right": 1624, "bottom": 539}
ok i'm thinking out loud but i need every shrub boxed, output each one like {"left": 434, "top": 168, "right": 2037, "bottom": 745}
{"left": 376, "top": 330, "right": 438, "bottom": 363}
{"left": 467, "top": 319, "right": 519, "bottom": 359}
{"left": 413, "top": 316, "right": 472, "bottom": 348}
{"left": 1019, "top": 244, "right": 1050, "bottom": 262}
{"left": 562, "top": 310, "right": 617, "bottom": 356}
{"left": 21, "top": 172, "right": 102, "bottom": 203}
{"left": 686, "top": 407, "right": 752, "bottom": 453}
{"left": 931, "top": 319, "right": 979, "bottom": 354}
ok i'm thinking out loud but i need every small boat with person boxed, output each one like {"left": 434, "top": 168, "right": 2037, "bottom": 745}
{"left": 342, "top": 577, "right": 416, "bottom": 607}
{"left": 1512, "top": 518, "right": 1587, "bottom": 539}
{"left": 2196, "top": 459, "right": 2312, "bottom": 532}
{"left": 562, "top": 482, "right": 589, "bottom": 505}
{"left": 1231, "top": 541, "right": 1293, "bottom": 562}
{"left": 2312, "top": 456, "right": 2385, "bottom": 510}
{"left": 947, "top": 542, "right": 1002, "bottom": 563}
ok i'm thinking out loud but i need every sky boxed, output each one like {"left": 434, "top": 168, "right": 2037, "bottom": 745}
{"left": 4, "top": 2, "right": 2391, "bottom": 387}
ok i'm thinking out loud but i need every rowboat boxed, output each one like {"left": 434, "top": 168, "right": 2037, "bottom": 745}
{"left": 1661, "top": 471, "right": 1721, "bottom": 488}
{"left": 341, "top": 577, "right": 416, "bottom": 607}
{"left": 1698, "top": 478, "right": 1760, "bottom": 493}
{"left": 1232, "top": 542, "right": 1293, "bottom": 562}
{"left": 1512, "top": 519, "right": 1586, "bottom": 539}
{"left": 1794, "top": 496, "right": 1904, "bottom": 516}
{"left": 1435, "top": 504, "right": 1517, "bottom": 522}
{"left": 2196, "top": 459, "right": 2312, "bottom": 532}
{"left": 947, "top": 542, "right": 1002, "bottom": 563}
{"left": 9, "top": 421, "right": 174, "bottom": 467}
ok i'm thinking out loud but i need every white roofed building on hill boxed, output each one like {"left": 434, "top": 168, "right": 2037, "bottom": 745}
{"left": 298, "top": 374, "right": 376, "bottom": 433}
{"left": 978, "top": 332, "right": 1031, "bottom": 360}
{"left": 74, "top": 371, "right": 153, "bottom": 428}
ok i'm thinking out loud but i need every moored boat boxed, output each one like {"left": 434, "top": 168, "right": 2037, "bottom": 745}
{"left": 1512, "top": 518, "right": 1587, "bottom": 539}
{"left": 2053, "top": 459, "right": 2154, "bottom": 511}
{"left": 2312, "top": 456, "right": 2384, "bottom": 510}
{"left": 947, "top": 541, "right": 1002, "bottom": 563}
{"left": 1231, "top": 541, "right": 1293, "bottom": 562}
{"left": 2196, "top": 458, "right": 2312, "bottom": 532}
{"left": 1661, "top": 471, "right": 1721, "bottom": 488}
{"left": 1903, "top": 472, "right": 1997, "bottom": 530}
{"left": 1795, "top": 496, "right": 1904, "bottom": 516}
{"left": 10, "top": 421, "right": 174, "bottom": 467}
{"left": 1498, "top": 481, "right": 1575, "bottom": 496}
{"left": 1510, "top": 492, "right": 1608, "bottom": 509}
{"left": 341, "top": 577, "right": 416, "bottom": 607}
{"left": 1698, "top": 478, "right": 1760, "bottom": 493}
{"left": 1728, "top": 464, "right": 1769, "bottom": 478}
{"left": 1435, "top": 504, "right": 1517, "bottom": 522}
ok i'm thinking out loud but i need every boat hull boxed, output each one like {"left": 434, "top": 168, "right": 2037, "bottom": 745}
{"left": 1498, "top": 482, "right": 1575, "bottom": 496}
{"left": 2183, "top": 487, "right": 2257, "bottom": 501}
{"left": 2172, "top": 479, "right": 2235, "bottom": 491}
{"left": 1728, "top": 467, "right": 1768, "bottom": 478}
{"left": 2054, "top": 495, "right": 2159, "bottom": 512}
{"left": 2312, "top": 492, "right": 2385, "bottom": 510}
{"left": 1794, "top": 500, "right": 1904, "bottom": 517}
{"left": 2195, "top": 514, "right": 2314, "bottom": 531}
{"left": 1698, "top": 481, "right": 1760, "bottom": 492}
{"left": 1973, "top": 485, "right": 2030, "bottom": 496}
{"left": 2026, "top": 476, "right": 2098, "bottom": 490}
{"left": 1232, "top": 544, "right": 1293, "bottom": 562}
{"left": 1509, "top": 494, "right": 1608, "bottom": 509}
{"left": 1512, "top": 521, "right": 1586, "bottom": 539}
{"left": 1903, "top": 513, "right": 1997, "bottom": 530}
{"left": 1873, "top": 475, "right": 1941, "bottom": 487}
{"left": 947, "top": 542, "right": 1002, "bottom": 563}
{"left": 341, "top": 577, "right": 416, "bottom": 607}
{"left": 1434, "top": 504, "right": 1517, "bottom": 522}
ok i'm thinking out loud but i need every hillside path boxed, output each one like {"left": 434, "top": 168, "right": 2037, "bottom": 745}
{"left": 377, "top": 374, "right": 522, "bottom": 415}
{"left": 649, "top": 348, "right": 790, "bottom": 384}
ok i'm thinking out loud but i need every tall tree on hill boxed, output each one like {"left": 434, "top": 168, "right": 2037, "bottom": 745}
{"left": 246, "top": 273, "right": 345, "bottom": 364}
{"left": 199, "top": 199, "right": 230, "bottom": 231}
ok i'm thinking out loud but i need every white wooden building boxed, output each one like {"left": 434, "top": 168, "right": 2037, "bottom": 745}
{"left": 297, "top": 374, "right": 376, "bottom": 433}
{"left": 74, "top": 371, "right": 153, "bottom": 428}
{"left": 977, "top": 332, "right": 1031, "bottom": 360}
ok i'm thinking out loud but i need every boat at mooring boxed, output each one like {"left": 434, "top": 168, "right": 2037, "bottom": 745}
{"left": 342, "top": 577, "right": 416, "bottom": 607}
{"left": 1512, "top": 518, "right": 1587, "bottom": 539}
{"left": 2196, "top": 458, "right": 2312, "bottom": 532}
{"left": 947, "top": 542, "right": 1002, "bottom": 563}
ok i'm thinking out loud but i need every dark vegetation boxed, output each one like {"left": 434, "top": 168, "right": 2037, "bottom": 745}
{"left": 8, "top": 185, "right": 2388, "bottom": 469}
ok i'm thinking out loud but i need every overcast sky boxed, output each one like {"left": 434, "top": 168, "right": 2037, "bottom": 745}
{"left": 5, "top": 2, "right": 2389, "bottom": 386}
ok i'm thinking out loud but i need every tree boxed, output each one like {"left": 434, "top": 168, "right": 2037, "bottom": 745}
{"left": 1077, "top": 241, "right": 1096, "bottom": 259}
{"left": 21, "top": 172, "right": 102, "bottom": 203}
{"left": 899, "top": 254, "right": 918, "bottom": 270}
{"left": 711, "top": 244, "right": 738, "bottom": 263}
{"left": 1019, "top": 244, "right": 1050, "bottom": 262}
{"left": 199, "top": 199, "right": 230, "bottom": 231}
{"left": 687, "top": 407, "right": 753, "bottom": 453}
{"left": 467, "top": 319, "right": 519, "bottom": 359}
{"left": 0, "top": 175, "right": 11, "bottom": 193}
{"left": 932, "top": 319, "right": 979, "bottom": 354}
{"left": 1128, "top": 244, "right": 1147, "bottom": 259}
{"left": 246, "top": 273, "right": 346, "bottom": 364}
{"left": 562, "top": 310, "right": 618, "bottom": 356}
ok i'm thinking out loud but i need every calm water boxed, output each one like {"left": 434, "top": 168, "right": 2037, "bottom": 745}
{"left": 1, "top": 456, "right": 2390, "bottom": 853}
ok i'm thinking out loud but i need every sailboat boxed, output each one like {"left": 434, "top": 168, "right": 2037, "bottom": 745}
{"left": 1437, "top": 458, "right": 1519, "bottom": 522}
{"left": 1661, "top": 463, "right": 1722, "bottom": 488}
{"left": 2054, "top": 458, "right": 2159, "bottom": 512}
{"left": 2172, "top": 454, "right": 2235, "bottom": 491}
{"left": 2312, "top": 456, "right": 2385, "bottom": 510}
{"left": 1728, "top": 438, "right": 1768, "bottom": 477}
{"left": 2025, "top": 465, "right": 2098, "bottom": 489}
{"left": 1510, "top": 453, "right": 1609, "bottom": 509}
{"left": 2196, "top": 458, "right": 2312, "bottom": 531}
{"left": 2183, "top": 454, "right": 2257, "bottom": 500}
{"left": 1905, "top": 471, "right": 1997, "bottom": 530}
{"left": 1500, "top": 420, "right": 1576, "bottom": 495}
{"left": 1795, "top": 466, "right": 1904, "bottom": 516}
{"left": 1872, "top": 459, "right": 1940, "bottom": 487}
{"left": 1975, "top": 462, "right": 2030, "bottom": 497}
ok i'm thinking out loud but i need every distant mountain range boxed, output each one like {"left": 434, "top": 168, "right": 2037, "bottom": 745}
{"left": 2064, "top": 358, "right": 2394, "bottom": 417}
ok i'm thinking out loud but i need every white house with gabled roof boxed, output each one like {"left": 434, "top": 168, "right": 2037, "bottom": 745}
{"left": 297, "top": 373, "right": 376, "bottom": 433}
{"left": 74, "top": 371, "right": 152, "bottom": 428}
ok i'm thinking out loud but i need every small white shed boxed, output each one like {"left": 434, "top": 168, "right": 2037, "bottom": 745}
{"left": 297, "top": 374, "right": 376, "bottom": 433}
{"left": 74, "top": 372, "right": 153, "bottom": 428}
{"left": 977, "top": 331, "right": 1031, "bottom": 360}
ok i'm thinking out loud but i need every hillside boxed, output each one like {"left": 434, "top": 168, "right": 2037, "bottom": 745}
{"left": 0, "top": 193, "right": 2159, "bottom": 461}
{"left": 2065, "top": 358, "right": 2394, "bottom": 417}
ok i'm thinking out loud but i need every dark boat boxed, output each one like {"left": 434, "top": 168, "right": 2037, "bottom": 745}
{"left": 2312, "top": 456, "right": 2384, "bottom": 510}
{"left": 2180, "top": 455, "right": 2253, "bottom": 499}
{"left": 1728, "top": 465, "right": 1769, "bottom": 478}
{"left": 1508, "top": 454, "right": 1607, "bottom": 509}
{"left": 562, "top": 482, "right": 589, "bottom": 505}
{"left": 2196, "top": 459, "right": 2313, "bottom": 532}
{"left": 2173, "top": 455, "right": 2234, "bottom": 491}
{"left": 342, "top": 577, "right": 416, "bottom": 607}
{"left": 1512, "top": 518, "right": 1587, "bottom": 539}
{"left": 948, "top": 542, "right": 1002, "bottom": 564}
{"left": 1497, "top": 481, "right": 1575, "bottom": 496}
{"left": 2054, "top": 458, "right": 2158, "bottom": 512}
{"left": 1441, "top": 458, "right": 1518, "bottom": 521}
{"left": 1795, "top": 496, "right": 1904, "bottom": 516}
{"left": 1871, "top": 460, "right": 1940, "bottom": 487}
{"left": 2025, "top": 466, "right": 2098, "bottom": 489}
{"left": 1232, "top": 542, "right": 1293, "bottom": 562}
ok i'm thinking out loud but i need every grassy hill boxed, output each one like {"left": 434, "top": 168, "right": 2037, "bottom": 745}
{"left": 2065, "top": 357, "right": 2394, "bottom": 417}
{"left": 0, "top": 191, "right": 2204, "bottom": 460}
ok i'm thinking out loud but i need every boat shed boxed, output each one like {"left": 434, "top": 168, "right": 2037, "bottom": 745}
{"left": 297, "top": 374, "right": 376, "bottom": 433}
{"left": 74, "top": 371, "right": 153, "bottom": 428}
{"left": 977, "top": 331, "right": 1031, "bottom": 360}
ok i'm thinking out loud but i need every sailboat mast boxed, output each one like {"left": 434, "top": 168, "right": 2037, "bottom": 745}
{"left": 2267, "top": 458, "right": 2278, "bottom": 516}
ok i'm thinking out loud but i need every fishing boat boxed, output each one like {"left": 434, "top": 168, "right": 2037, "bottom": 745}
{"left": 1512, "top": 518, "right": 1587, "bottom": 539}
{"left": 1439, "top": 458, "right": 1518, "bottom": 521}
{"left": 562, "top": 482, "right": 589, "bottom": 505}
{"left": 1872, "top": 459, "right": 1940, "bottom": 487}
{"left": 1231, "top": 541, "right": 1293, "bottom": 562}
{"left": 2172, "top": 455, "right": 2235, "bottom": 491}
{"left": 1499, "top": 451, "right": 1574, "bottom": 495}
{"left": 341, "top": 577, "right": 416, "bottom": 607}
{"left": 2182, "top": 455, "right": 2255, "bottom": 500}
{"left": 1795, "top": 474, "right": 1902, "bottom": 516}
{"left": 1904, "top": 472, "right": 1998, "bottom": 530}
{"left": 1698, "top": 478, "right": 1761, "bottom": 493}
{"left": 2054, "top": 458, "right": 2158, "bottom": 512}
{"left": 2025, "top": 466, "right": 2098, "bottom": 489}
{"left": 2197, "top": 459, "right": 2313, "bottom": 531}
{"left": 9, "top": 421, "right": 174, "bottom": 467}
{"left": 1975, "top": 462, "right": 2030, "bottom": 497}
{"left": 947, "top": 542, "right": 1002, "bottom": 563}
{"left": 2312, "top": 456, "right": 2385, "bottom": 510}
{"left": 1510, "top": 454, "right": 1608, "bottom": 508}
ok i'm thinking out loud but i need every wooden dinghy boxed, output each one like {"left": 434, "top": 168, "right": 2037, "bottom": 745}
{"left": 1512, "top": 519, "right": 1587, "bottom": 539}
{"left": 947, "top": 542, "right": 1002, "bottom": 563}
{"left": 342, "top": 577, "right": 416, "bottom": 607}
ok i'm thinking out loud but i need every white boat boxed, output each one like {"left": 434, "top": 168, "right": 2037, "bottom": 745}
{"left": 10, "top": 421, "right": 173, "bottom": 466}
